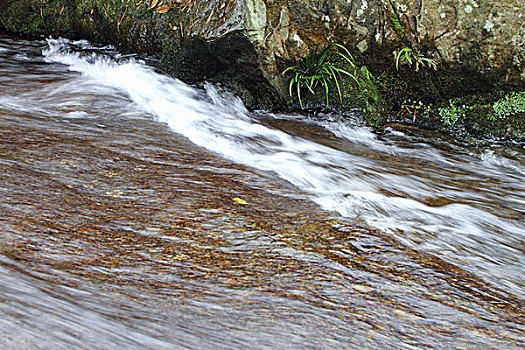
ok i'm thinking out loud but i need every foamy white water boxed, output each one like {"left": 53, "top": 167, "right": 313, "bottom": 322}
{"left": 42, "top": 38, "right": 525, "bottom": 297}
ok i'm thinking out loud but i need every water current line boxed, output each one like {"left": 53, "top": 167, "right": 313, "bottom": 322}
{"left": 41, "top": 38, "right": 525, "bottom": 297}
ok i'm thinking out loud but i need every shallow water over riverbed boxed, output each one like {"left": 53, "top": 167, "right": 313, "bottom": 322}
{"left": 0, "top": 35, "right": 524, "bottom": 349}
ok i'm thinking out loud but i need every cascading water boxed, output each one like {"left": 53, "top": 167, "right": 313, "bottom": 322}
{"left": 42, "top": 38, "right": 525, "bottom": 297}
{"left": 1, "top": 35, "right": 524, "bottom": 349}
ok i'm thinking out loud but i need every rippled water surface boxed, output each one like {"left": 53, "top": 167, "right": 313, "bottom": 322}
{"left": 0, "top": 35, "right": 524, "bottom": 349}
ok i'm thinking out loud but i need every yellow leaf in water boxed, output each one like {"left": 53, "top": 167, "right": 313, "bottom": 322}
{"left": 232, "top": 197, "right": 249, "bottom": 205}
{"left": 352, "top": 284, "right": 374, "bottom": 293}
{"left": 137, "top": 1, "right": 145, "bottom": 5}
{"left": 156, "top": 4, "right": 171, "bottom": 13}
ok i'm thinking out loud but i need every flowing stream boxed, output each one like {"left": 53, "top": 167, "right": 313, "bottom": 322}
{"left": 0, "top": 34, "right": 524, "bottom": 349}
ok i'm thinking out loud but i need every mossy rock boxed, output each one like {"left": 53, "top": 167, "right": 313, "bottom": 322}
{"left": 0, "top": 0, "right": 44, "bottom": 35}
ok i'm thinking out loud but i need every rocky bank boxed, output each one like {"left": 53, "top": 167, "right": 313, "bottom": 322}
{"left": 1, "top": 0, "right": 524, "bottom": 140}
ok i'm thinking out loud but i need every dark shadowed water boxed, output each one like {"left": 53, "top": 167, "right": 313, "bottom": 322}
{"left": 0, "top": 34, "right": 524, "bottom": 349}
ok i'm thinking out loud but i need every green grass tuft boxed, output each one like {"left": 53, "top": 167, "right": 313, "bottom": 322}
{"left": 282, "top": 43, "right": 358, "bottom": 108}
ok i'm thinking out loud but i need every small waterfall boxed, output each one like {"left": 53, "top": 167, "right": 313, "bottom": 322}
{"left": 42, "top": 38, "right": 525, "bottom": 297}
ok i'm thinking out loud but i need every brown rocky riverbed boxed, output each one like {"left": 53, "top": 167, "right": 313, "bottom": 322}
{"left": 1, "top": 34, "right": 524, "bottom": 349}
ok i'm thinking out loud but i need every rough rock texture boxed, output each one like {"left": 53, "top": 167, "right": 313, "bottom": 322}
{"left": 257, "top": 0, "right": 525, "bottom": 101}
{"left": 0, "top": 0, "right": 286, "bottom": 107}
{"left": 0, "top": 0, "right": 524, "bottom": 123}
{"left": 417, "top": 0, "right": 525, "bottom": 77}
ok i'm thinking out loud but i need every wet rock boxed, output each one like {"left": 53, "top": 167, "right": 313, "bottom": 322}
{"left": 0, "top": 0, "right": 523, "bottom": 137}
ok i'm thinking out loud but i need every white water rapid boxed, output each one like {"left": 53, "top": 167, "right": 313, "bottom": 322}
{"left": 41, "top": 38, "right": 525, "bottom": 298}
